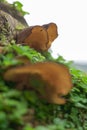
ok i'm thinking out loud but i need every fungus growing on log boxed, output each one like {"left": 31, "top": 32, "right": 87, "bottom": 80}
{"left": 16, "top": 26, "right": 48, "bottom": 51}
{"left": 16, "top": 23, "right": 58, "bottom": 51}
{"left": 4, "top": 62, "right": 72, "bottom": 104}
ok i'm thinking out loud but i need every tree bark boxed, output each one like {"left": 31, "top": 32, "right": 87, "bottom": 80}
{"left": 0, "top": 2, "right": 28, "bottom": 45}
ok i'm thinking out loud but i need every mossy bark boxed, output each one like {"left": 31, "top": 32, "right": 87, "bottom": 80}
{"left": 0, "top": 2, "right": 28, "bottom": 45}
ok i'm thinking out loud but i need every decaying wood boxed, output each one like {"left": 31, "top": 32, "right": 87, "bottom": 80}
{"left": 4, "top": 62, "right": 72, "bottom": 104}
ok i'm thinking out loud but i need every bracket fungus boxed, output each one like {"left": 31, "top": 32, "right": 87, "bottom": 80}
{"left": 43, "top": 22, "right": 58, "bottom": 49}
{"left": 16, "top": 22, "right": 58, "bottom": 51}
{"left": 4, "top": 62, "right": 72, "bottom": 104}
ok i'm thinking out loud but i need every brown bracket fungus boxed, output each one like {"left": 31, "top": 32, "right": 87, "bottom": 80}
{"left": 4, "top": 62, "right": 72, "bottom": 104}
{"left": 43, "top": 22, "right": 58, "bottom": 49}
{"left": 16, "top": 22, "right": 58, "bottom": 51}
{"left": 16, "top": 26, "right": 48, "bottom": 51}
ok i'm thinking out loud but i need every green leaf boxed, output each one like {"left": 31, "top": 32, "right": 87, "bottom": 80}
{"left": 13, "top": 1, "right": 29, "bottom": 16}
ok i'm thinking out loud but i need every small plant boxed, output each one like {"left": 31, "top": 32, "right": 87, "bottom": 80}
{"left": 13, "top": 1, "right": 29, "bottom": 16}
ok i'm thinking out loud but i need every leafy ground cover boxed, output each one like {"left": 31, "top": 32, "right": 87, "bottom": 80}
{"left": 0, "top": 44, "right": 87, "bottom": 130}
